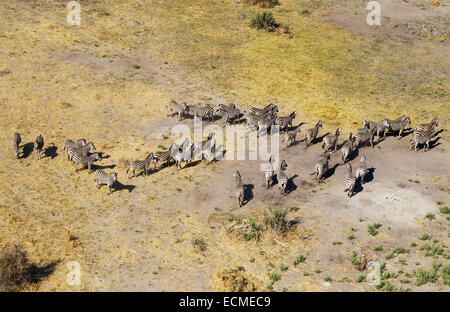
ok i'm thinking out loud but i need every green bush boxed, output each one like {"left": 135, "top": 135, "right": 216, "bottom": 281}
{"left": 244, "top": 0, "right": 279, "bottom": 8}
{"left": 250, "top": 12, "right": 277, "bottom": 32}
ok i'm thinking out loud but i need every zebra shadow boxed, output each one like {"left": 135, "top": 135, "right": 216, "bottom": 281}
{"left": 92, "top": 163, "right": 116, "bottom": 171}
{"left": 353, "top": 180, "right": 364, "bottom": 196}
{"left": 113, "top": 181, "right": 136, "bottom": 193}
{"left": 362, "top": 168, "right": 375, "bottom": 184}
{"left": 285, "top": 174, "right": 299, "bottom": 194}
{"left": 323, "top": 163, "right": 340, "bottom": 180}
{"left": 432, "top": 129, "right": 444, "bottom": 138}
{"left": 44, "top": 144, "right": 58, "bottom": 159}
{"left": 386, "top": 128, "right": 413, "bottom": 139}
{"left": 244, "top": 184, "right": 254, "bottom": 204}
{"left": 20, "top": 142, "right": 35, "bottom": 159}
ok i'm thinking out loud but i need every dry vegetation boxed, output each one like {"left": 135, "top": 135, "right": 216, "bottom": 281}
{"left": 0, "top": 0, "right": 448, "bottom": 291}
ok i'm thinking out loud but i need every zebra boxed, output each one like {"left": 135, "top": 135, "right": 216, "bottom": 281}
{"left": 322, "top": 128, "right": 340, "bottom": 152}
{"left": 216, "top": 104, "right": 241, "bottom": 124}
{"left": 94, "top": 170, "right": 118, "bottom": 195}
{"left": 218, "top": 103, "right": 236, "bottom": 111}
{"left": 310, "top": 152, "right": 331, "bottom": 181}
{"left": 170, "top": 138, "right": 193, "bottom": 170}
{"left": 386, "top": 116, "right": 411, "bottom": 139}
{"left": 354, "top": 126, "right": 376, "bottom": 148}
{"left": 12, "top": 132, "right": 21, "bottom": 159}
{"left": 248, "top": 103, "right": 277, "bottom": 118}
{"left": 341, "top": 132, "right": 355, "bottom": 163}
{"left": 126, "top": 152, "right": 155, "bottom": 178}
{"left": 414, "top": 117, "right": 438, "bottom": 137}
{"left": 166, "top": 100, "right": 188, "bottom": 121}
{"left": 344, "top": 163, "right": 357, "bottom": 198}
{"left": 355, "top": 155, "right": 369, "bottom": 184}
{"left": 282, "top": 123, "right": 303, "bottom": 148}
{"left": 233, "top": 170, "right": 245, "bottom": 207}
{"left": 257, "top": 113, "right": 278, "bottom": 136}
{"left": 193, "top": 133, "right": 216, "bottom": 164}
{"left": 67, "top": 142, "right": 96, "bottom": 162}
{"left": 246, "top": 111, "right": 275, "bottom": 131}
{"left": 154, "top": 143, "right": 175, "bottom": 169}
{"left": 277, "top": 159, "right": 289, "bottom": 194}
{"left": 264, "top": 155, "right": 276, "bottom": 188}
{"left": 410, "top": 131, "right": 435, "bottom": 152}
{"left": 363, "top": 120, "right": 390, "bottom": 138}
{"left": 34, "top": 135, "right": 44, "bottom": 160}
{"left": 64, "top": 138, "right": 86, "bottom": 154}
{"left": 275, "top": 111, "right": 296, "bottom": 133}
{"left": 304, "top": 120, "right": 322, "bottom": 147}
{"left": 72, "top": 153, "right": 101, "bottom": 173}
{"left": 186, "top": 104, "right": 215, "bottom": 121}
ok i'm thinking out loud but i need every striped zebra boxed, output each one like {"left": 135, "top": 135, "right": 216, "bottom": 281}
{"left": 414, "top": 117, "right": 438, "bottom": 136}
{"left": 363, "top": 120, "right": 390, "bottom": 138}
{"left": 94, "top": 170, "right": 118, "bottom": 195}
{"left": 275, "top": 111, "right": 296, "bottom": 132}
{"left": 386, "top": 116, "right": 411, "bottom": 139}
{"left": 154, "top": 143, "right": 175, "bottom": 169}
{"left": 310, "top": 152, "right": 331, "bottom": 181}
{"left": 67, "top": 142, "right": 96, "bottom": 162}
{"left": 322, "top": 128, "right": 340, "bottom": 152}
{"left": 277, "top": 159, "right": 289, "bottom": 194}
{"left": 282, "top": 123, "right": 303, "bottom": 148}
{"left": 410, "top": 131, "right": 435, "bottom": 152}
{"left": 13, "top": 132, "right": 21, "bottom": 159}
{"left": 258, "top": 113, "right": 278, "bottom": 135}
{"left": 344, "top": 163, "right": 357, "bottom": 198}
{"left": 170, "top": 138, "right": 194, "bottom": 170}
{"left": 246, "top": 111, "right": 274, "bottom": 131}
{"left": 218, "top": 103, "right": 236, "bottom": 111}
{"left": 304, "top": 120, "right": 322, "bottom": 147}
{"left": 264, "top": 155, "right": 276, "bottom": 188}
{"left": 233, "top": 170, "right": 245, "bottom": 207}
{"left": 248, "top": 103, "right": 277, "bottom": 117}
{"left": 186, "top": 104, "right": 215, "bottom": 121}
{"left": 72, "top": 153, "right": 101, "bottom": 173}
{"left": 34, "top": 135, "right": 44, "bottom": 160}
{"left": 126, "top": 152, "right": 155, "bottom": 178}
{"left": 341, "top": 132, "right": 355, "bottom": 163}
{"left": 354, "top": 126, "right": 376, "bottom": 148}
{"left": 355, "top": 155, "right": 369, "bottom": 184}
{"left": 166, "top": 100, "right": 188, "bottom": 121}
{"left": 216, "top": 104, "right": 241, "bottom": 124}
{"left": 193, "top": 133, "right": 216, "bottom": 164}
{"left": 64, "top": 138, "right": 86, "bottom": 152}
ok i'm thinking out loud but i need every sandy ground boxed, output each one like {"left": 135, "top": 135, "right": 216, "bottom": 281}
{"left": 0, "top": 0, "right": 449, "bottom": 291}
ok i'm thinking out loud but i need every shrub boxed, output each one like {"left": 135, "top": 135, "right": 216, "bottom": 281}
{"left": 264, "top": 207, "right": 291, "bottom": 234}
{"left": 0, "top": 244, "right": 30, "bottom": 291}
{"left": 350, "top": 251, "right": 368, "bottom": 271}
{"left": 415, "top": 267, "right": 437, "bottom": 286}
{"left": 418, "top": 232, "right": 431, "bottom": 240}
{"left": 367, "top": 222, "right": 381, "bottom": 236}
{"left": 250, "top": 12, "right": 277, "bottom": 32}
{"left": 439, "top": 205, "right": 449, "bottom": 214}
{"left": 293, "top": 254, "right": 306, "bottom": 266}
{"left": 441, "top": 263, "right": 450, "bottom": 285}
{"left": 244, "top": 0, "right": 279, "bottom": 8}
{"left": 192, "top": 237, "right": 207, "bottom": 251}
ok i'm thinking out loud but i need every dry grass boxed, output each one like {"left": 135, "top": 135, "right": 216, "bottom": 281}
{"left": 0, "top": 0, "right": 448, "bottom": 291}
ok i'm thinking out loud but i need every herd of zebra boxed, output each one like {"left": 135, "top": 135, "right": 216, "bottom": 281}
{"left": 11, "top": 100, "right": 439, "bottom": 200}
{"left": 165, "top": 100, "right": 440, "bottom": 204}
